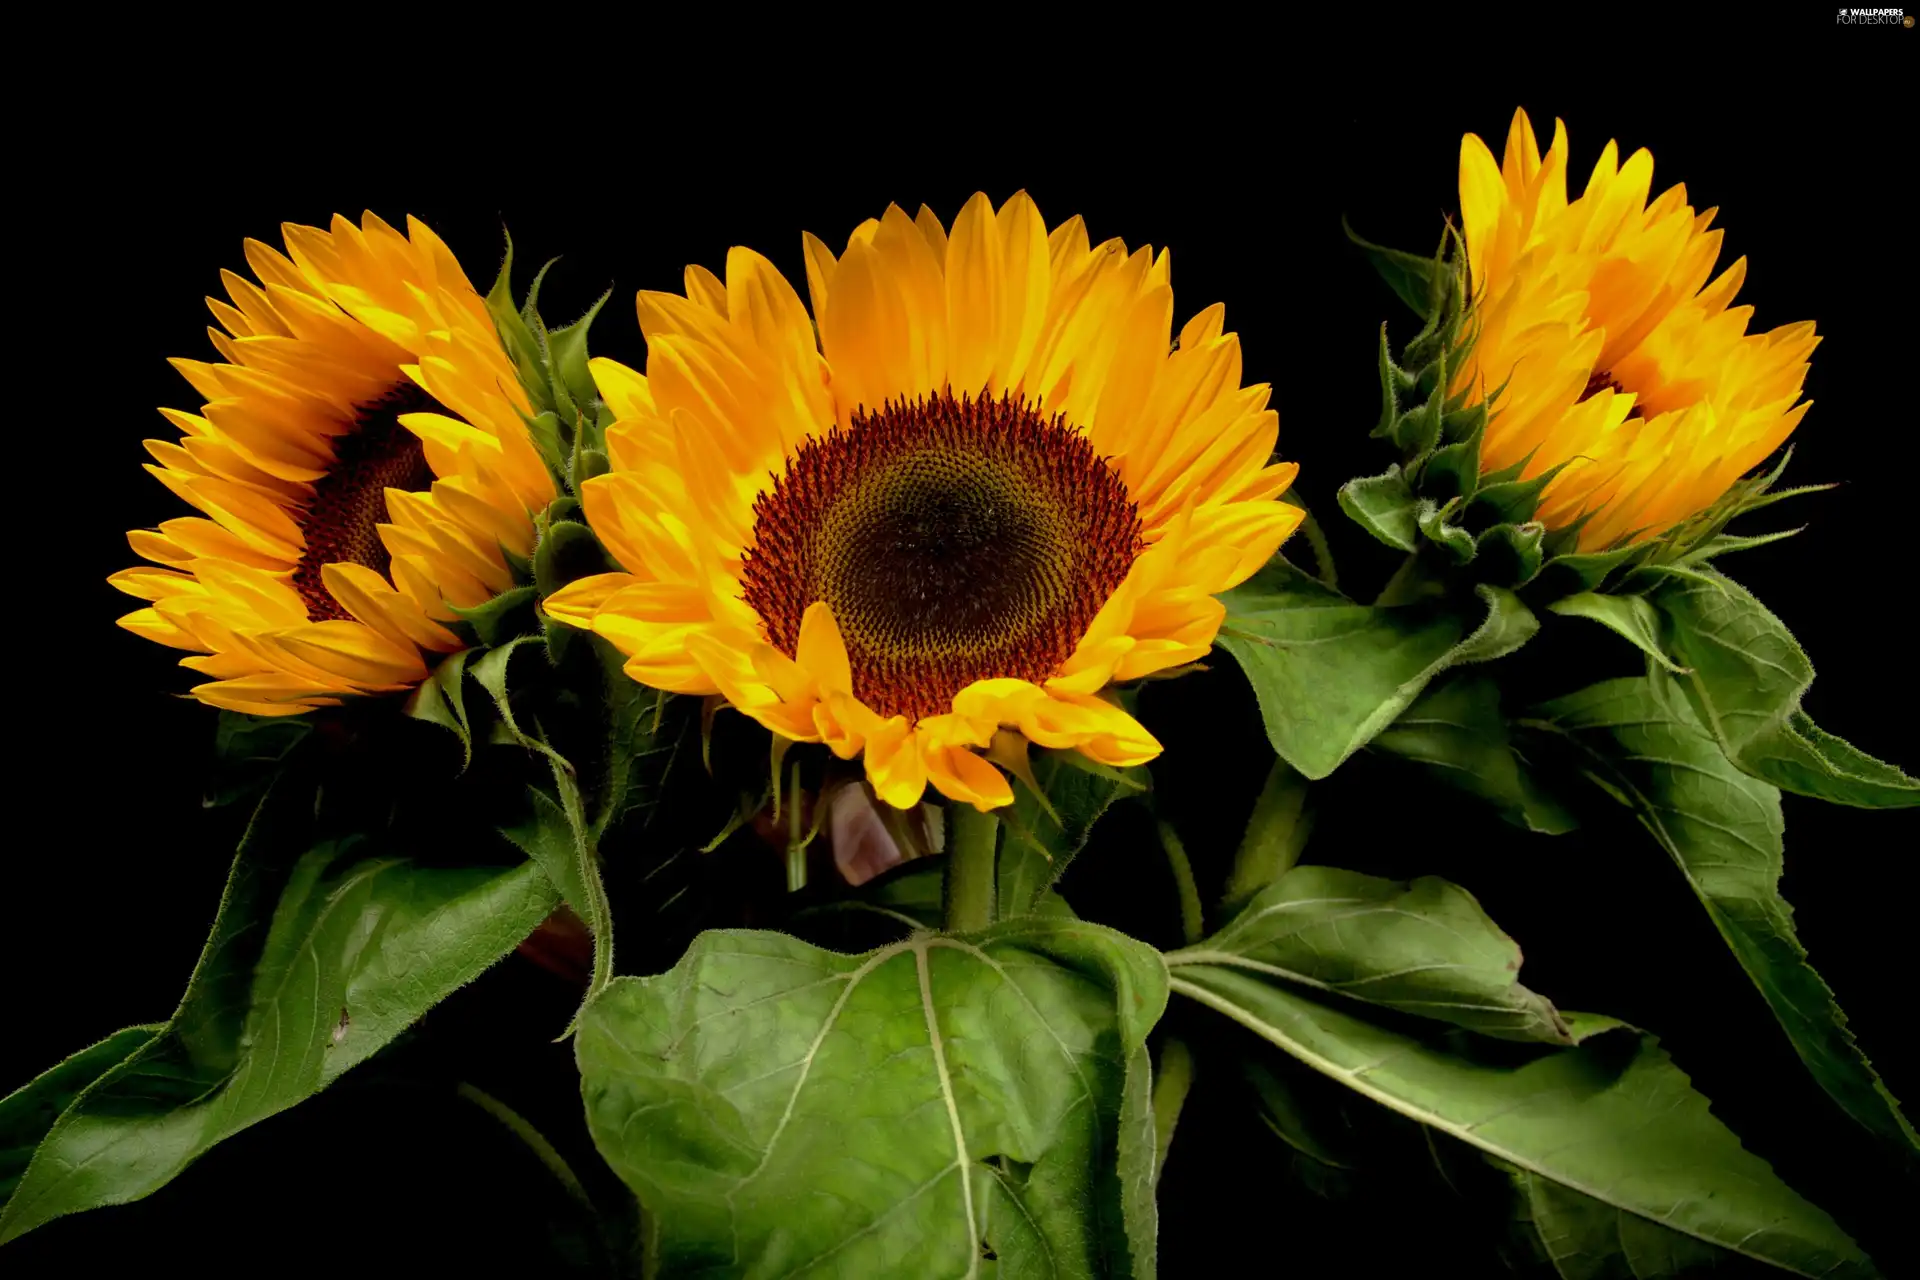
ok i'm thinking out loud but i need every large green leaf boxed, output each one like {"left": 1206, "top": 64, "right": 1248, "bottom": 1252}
{"left": 1169, "top": 865, "right": 1569, "bottom": 1043}
{"left": 1647, "top": 571, "right": 1916, "bottom": 808}
{"left": 0, "top": 789, "right": 558, "bottom": 1243}
{"left": 1216, "top": 559, "right": 1536, "bottom": 779}
{"left": 1540, "top": 678, "right": 1916, "bottom": 1157}
{"left": 575, "top": 920, "right": 1169, "bottom": 1279}
{"left": 997, "top": 750, "right": 1147, "bottom": 920}
{"left": 0, "top": 1027, "right": 160, "bottom": 1204}
{"left": 1169, "top": 970, "right": 1875, "bottom": 1278}
{"left": 1501, "top": 1162, "right": 1768, "bottom": 1278}
{"left": 1372, "top": 673, "right": 1578, "bottom": 834}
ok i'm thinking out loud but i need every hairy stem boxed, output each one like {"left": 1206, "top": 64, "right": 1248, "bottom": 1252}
{"left": 1220, "top": 758, "right": 1314, "bottom": 916}
{"left": 944, "top": 804, "right": 998, "bottom": 933}
{"left": 1157, "top": 822, "right": 1205, "bottom": 946}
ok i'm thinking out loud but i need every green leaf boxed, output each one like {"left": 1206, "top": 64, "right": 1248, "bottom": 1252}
{"left": 1337, "top": 466, "right": 1419, "bottom": 552}
{"left": 1501, "top": 1162, "right": 1762, "bottom": 1279}
{"left": 205, "top": 711, "right": 311, "bottom": 807}
{"left": 1216, "top": 561, "right": 1537, "bottom": 779}
{"left": 402, "top": 648, "right": 474, "bottom": 767}
{"left": 0, "top": 788, "right": 559, "bottom": 1242}
{"left": 1647, "top": 570, "right": 1916, "bottom": 808}
{"left": 1170, "top": 864, "right": 1570, "bottom": 1043}
{"left": 1540, "top": 678, "right": 1917, "bottom": 1158}
{"left": 998, "top": 748, "right": 1148, "bottom": 920}
{"left": 0, "top": 1027, "right": 161, "bottom": 1204}
{"left": 1168, "top": 971, "right": 1876, "bottom": 1278}
{"left": 575, "top": 921, "right": 1169, "bottom": 1279}
{"left": 1372, "top": 673, "right": 1577, "bottom": 834}
{"left": 1239, "top": 1056, "right": 1358, "bottom": 1191}
{"left": 1549, "top": 592, "right": 1690, "bottom": 673}
{"left": 499, "top": 781, "right": 615, "bottom": 1018}
{"left": 470, "top": 635, "right": 569, "bottom": 771}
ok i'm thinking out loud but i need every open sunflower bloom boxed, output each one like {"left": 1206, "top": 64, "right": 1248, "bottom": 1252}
{"left": 546, "top": 192, "right": 1302, "bottom": 811}
{"left": 111, "top": 214, "right": 556, "bottom": 715}
{"left": 1457, "top": 109, "right": 1818, "bottom": 550}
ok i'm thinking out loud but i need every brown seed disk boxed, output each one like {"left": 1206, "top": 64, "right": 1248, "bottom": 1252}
{"left": 291, "top": 382, "right": 434, "bottom": 622}
{"left": 739, "top": 391, "right": 1143, "bottom": 722}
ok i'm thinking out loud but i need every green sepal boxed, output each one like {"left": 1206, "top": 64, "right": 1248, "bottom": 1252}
{"left": 1526, "top": 540, "right": 1651, "bottom": 598}
{"left": 1416, "top": 497, "right": 1477, "bottom": 562}
{"left": 548, "top": 288, "right": 612, "bottom": 414}
{"left": 1546, "top": 592, "right": 1689, "bottom": 673}
{"left": 518, "top": 408, "right": 569, "bottom": 482}
{"left": 1468, "top": 461, "right": 1565, "bottom": 527}
{"left": 1345, "top": 217, "right": 1445, "bottom": 317}
{"left": 1421, "top": 425, "right": 1484, "bottom": 503}
{"left": 484, "top": 231, "right": 553, "bottom": 419}
{"left": 1473, "top": 520, "right": 1545, "bottom": 587}
{"left": 1337, "top": 465, "right": 1419, "bottom": 552}
{"left": 448, "top": 584, "right": 540, "bottom": 649}
{"left": 568, "top": 445, "right": 610, "bottom": 493}
{"left": 533, "top": 519, "right": 617, "bottom": 600}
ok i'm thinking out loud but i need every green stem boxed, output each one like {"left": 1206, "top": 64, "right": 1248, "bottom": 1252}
{"left": 784, "top": 761, "right": 806, "bottom": 892}
{"left": 1151, "top": 1037, "right": 1196, "bottom": 1187}
{"left": 455, "top": 1081, "right": 596, "bottom": 1216}
{"left": 944, "top": 804, "right": 998, "bottom": 933}
{"left": 1157, "top": 822, "right": 1205, "bottom": 946}
{"left": 1220, "top": 758, "right": 1313, "bottom": 916}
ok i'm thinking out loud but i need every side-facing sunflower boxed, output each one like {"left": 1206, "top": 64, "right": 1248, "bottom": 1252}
{"left": 546, "top": 192, "right": 1302, "bottom": 812}
{"left": 112, "top": 214, "right": 556, "bottom": 715}
{"left": 1457, "top": 109, "right": 1818, "bottom": 550}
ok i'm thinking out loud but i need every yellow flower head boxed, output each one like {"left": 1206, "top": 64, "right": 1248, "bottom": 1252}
{"left": 546, "top": 192, "right": 1302, "bottom": 811}
{"left": 1457, "top": 109, "right": 1818, "bottom": 550}
{"left": 112, "top": 214, "right": 556, "bottom": 715}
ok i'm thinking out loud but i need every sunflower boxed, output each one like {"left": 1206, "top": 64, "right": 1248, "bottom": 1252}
{"left": 111, "top": 214, "right": 556, "bottom": 715}
{"left": 1456, "top": 109, "right": 1818, "bottom": 550}
{"left": 545, "top": 192, "right": 1302, "bottom": 812}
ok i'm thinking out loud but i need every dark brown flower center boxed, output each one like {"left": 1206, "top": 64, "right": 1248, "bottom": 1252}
{"left": 740, "top": 391, "right": 1144, "bottom": 722}
{"left": 1579, "top": 368, "right": 1627, "bottom": 403}
{"left": 291, "top": 382, "right": 434, "bottom": 622}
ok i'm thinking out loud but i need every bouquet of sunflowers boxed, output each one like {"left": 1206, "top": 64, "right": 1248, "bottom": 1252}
{"left": 4, "top": 109, "right": 1912, "bottom": 1278}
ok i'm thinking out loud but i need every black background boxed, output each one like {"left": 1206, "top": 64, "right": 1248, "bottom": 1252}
{"left": 7, "top": 34, "right": 1916, "bottom": 1277}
